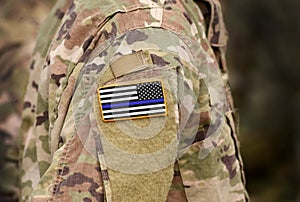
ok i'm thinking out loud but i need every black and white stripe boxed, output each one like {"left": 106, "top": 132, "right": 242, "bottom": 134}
{"left": 98, "top": 81, "right": 166, "bottom": 121}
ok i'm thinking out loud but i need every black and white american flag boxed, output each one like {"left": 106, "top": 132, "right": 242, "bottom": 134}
{"left": 98, "top": 81, "right": 167, "bottom": 121}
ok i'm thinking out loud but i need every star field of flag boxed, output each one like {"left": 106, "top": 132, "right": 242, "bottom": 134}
{"left": 98, "top": 81, "right": 167, "bottom": 121}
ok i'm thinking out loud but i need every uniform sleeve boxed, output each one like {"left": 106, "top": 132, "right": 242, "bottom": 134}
{"left": 70, "top": 27, "right": 211, "bottom": 201}
{"left": 21, "top": 0, "right": 248, "bottom": 200}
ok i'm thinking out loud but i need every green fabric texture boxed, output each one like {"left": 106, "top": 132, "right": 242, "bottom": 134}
{"left": 20, "top": 0, "right": 248, "bottom": 201}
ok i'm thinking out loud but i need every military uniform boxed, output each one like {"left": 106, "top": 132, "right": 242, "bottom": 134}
{"left": 21, "top": 0, "right": 248, "bottom": 201}
{"left": 0, "top": 1, "right": 52, "bottom": 200}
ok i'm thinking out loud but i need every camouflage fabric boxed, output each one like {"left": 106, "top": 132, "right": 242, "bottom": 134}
{"left": 20, "top": 0, "right": 248, "bottom": 201}
{"left": 0, "top": 1, "right": 54, "bottom": 201}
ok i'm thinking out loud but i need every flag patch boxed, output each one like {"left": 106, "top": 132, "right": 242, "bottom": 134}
{"left": 98, "top": 81, "right": 167, "bottom": 122}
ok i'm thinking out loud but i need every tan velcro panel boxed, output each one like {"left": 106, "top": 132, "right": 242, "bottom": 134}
{"left": 110, "top": 50, "right": 153, "bottom": 78}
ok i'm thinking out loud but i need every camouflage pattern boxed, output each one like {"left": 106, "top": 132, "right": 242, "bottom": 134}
{"left": 20, "top": 0, "right": 248, "bottom": 201}
{"left": 0, "top": 1, "right": 54, "bottom": 201}
{"left": 0, "top": 41, "right": 27, "bottom": 201}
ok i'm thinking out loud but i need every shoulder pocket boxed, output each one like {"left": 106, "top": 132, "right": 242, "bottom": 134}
{"left": 94, "top": 50, "right": 181, "bottom": 201}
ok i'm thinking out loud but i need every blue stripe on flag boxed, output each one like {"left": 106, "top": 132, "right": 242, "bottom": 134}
{"left": 102, "top": 98, "right": 164, "bottom": 109}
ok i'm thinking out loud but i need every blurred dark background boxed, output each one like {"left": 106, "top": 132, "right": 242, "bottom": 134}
{"left": 225, "top": 0, "right": 300, "bottom": 201}
{"left": 0, "top": 0, "right": 299, "bottom": 201}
